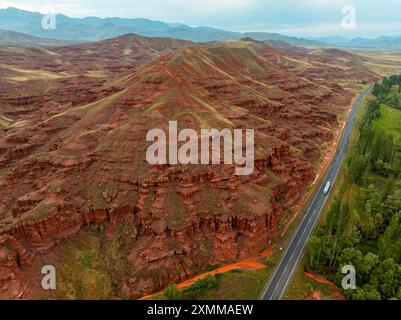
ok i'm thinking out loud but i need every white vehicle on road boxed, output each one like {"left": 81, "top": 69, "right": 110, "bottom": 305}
{"left": 323, "top": 181, "right": 331, "bottom": 195}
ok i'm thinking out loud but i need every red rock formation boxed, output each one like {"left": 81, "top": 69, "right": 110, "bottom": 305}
{"left": 0, "top": 37, "right": 380, "bottom": 299}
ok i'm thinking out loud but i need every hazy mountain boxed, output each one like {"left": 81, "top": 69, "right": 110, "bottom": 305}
{"left": 0, "top": 7, "right": 240, "bottom": 42}
{"left": 312, "top": 36, "right": 351, "bottom": 46}
{"left": 0, "top": 7, "right": 319, "bottom": 46}
{"left": 243, "top": 32, "right": 324, "bottom": 47}
{"left": 2, "top": 7, "right": 399, "bottom": 48}
{"left": 314, "top": 35, "right": 401, "bottom": 48}
{"left": 0, "top": 29, "right": 74, "bottom": 47}
{"left": 348, "top": 36, "right": 401, "bottom": 48}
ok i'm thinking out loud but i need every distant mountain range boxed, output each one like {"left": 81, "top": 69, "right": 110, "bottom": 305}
{"left": 1, "top": 7, "right": 400, "bottom": 48}
{"left": 0, "top": 7, "right": 322, "bottom": 46}
{"left": 314, "top": 35, "right": 401, "bottom": 48}
{"left": 0, "top": 29, "right": 74, "bottom": 47}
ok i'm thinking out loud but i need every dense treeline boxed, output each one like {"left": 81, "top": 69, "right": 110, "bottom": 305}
{"left": 372, "top": 75, "right": 401, "bottom": 109}
{"left": 348, "top": 99, "right": 395, "bottom": 183}
{"left": 306, "top": 83, "right": 401, "bottom": 300}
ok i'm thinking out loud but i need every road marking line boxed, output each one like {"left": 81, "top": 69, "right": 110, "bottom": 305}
{"left": 260, "top": 86, "right": 371, "bottom": 300}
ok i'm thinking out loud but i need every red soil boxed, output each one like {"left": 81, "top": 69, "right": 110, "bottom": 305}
{"left": 140, "top": 249, "right": 271, "bottom": 300}
{"left": 304, "top": 272, "right": 338, "bottom": 288}
{"left": 0, "top": 36, "right": 380, "bottom": 299}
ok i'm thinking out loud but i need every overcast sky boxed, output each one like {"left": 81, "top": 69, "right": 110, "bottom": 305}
{"left": 1, "top": 0, "right": 401, "bottom": 38}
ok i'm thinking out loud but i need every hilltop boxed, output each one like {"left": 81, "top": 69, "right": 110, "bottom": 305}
{"left": 0, "top": 35, "right": 379, "bottom": 299}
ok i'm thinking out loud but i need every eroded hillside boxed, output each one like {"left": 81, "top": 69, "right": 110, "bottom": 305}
{"left": 0, "top": 36, "right": 379, "bottom": 299}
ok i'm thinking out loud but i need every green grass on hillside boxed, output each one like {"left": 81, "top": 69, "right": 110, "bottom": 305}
{"left": 374, "top": 104, "right": 401, "bottom": 136}
{"left": 42, "top": 221, "right": 137, "bottom": 300}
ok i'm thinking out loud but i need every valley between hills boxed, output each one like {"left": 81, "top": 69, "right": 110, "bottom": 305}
{"left": 0, "top": 32, "right": 398, "bottom": 299}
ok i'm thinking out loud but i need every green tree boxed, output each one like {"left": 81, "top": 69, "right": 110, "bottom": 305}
{"left": 380, "top": 212, "right": 401, "bottom": 263}
{"left": 337, "top": 248, "right": 364, "bottom": 284}
{"left": 325, "top": 198, "right": 342, "bottom": 235}
{"left": 348, "top": 153, "right": 369, "bottom": 185}
{"left": 307, "top": 236, "right": 323, "bottom": 272}
{"left": 374, "top": 160, "right": 394, "bottom": 177}
{"left": 164, "top": 284, "right": 182, "bottom": 300}
{"left": 384, "top": 188, "right": 401, "bottom": 218}
{"left": 369, "top": 258, "right": 401, "bottom": 299}
{"left": 349, "top": 284, "right": 381, "bottom": 300}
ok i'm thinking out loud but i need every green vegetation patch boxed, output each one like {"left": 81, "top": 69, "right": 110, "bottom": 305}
{"left": 43, "top": 221, "right": 137, "bottom": 300}
{"left": 155, "top": 251, "right": 280, "bottom": 300}
{"left": 301, "top": 77, "right": 401, "bottom": 300}
{"left": 374, "top": 104, "right": 401, "bottom": 137}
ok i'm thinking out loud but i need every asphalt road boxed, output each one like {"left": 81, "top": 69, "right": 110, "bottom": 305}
{"left": 261, "top": 86, "right": 371, "bottom": 300}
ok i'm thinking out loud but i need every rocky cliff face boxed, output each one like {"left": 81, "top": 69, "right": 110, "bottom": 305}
{"left": 0, "top": 37, "right": 379, "bottom": 299}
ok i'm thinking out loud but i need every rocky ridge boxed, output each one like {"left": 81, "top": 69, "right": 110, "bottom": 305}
{"left": 0, "top": 36, "right": 379, "bottom": 298}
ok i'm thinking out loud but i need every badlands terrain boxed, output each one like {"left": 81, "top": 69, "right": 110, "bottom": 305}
{"left": 0, "top": 33, "right": 384, "bottom": 298}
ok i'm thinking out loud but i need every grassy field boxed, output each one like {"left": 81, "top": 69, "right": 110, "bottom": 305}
{"left": 374, "top": 104, "right": 401, "bottom": 136}
{"left": 195, "top": 268, "right": 273, "bottom": 300}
